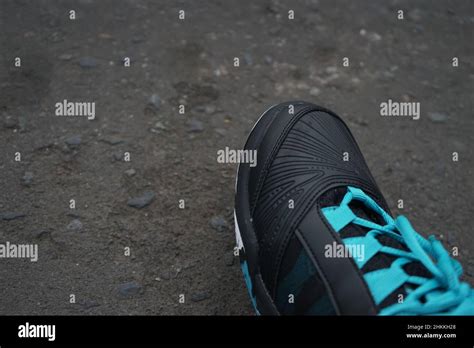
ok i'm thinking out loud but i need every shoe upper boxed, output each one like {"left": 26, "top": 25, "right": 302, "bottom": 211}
{"left": 246, "top": 101, "right": 473, "bottom": 315}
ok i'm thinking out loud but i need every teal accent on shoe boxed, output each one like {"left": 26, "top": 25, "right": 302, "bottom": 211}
{"left": 240, "top": 260, "right": 260, "bottom": 315}
{"left": 321, "top": 186, "right": 474, "bottom": 315}
{"left": 275, "top": 250, "right": 316, "bottom": 314}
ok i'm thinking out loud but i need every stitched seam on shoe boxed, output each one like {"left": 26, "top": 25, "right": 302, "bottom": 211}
{"left": 250, "top": 105, "right": 315, "bottom": 216}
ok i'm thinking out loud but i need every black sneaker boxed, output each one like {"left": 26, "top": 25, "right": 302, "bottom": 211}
{"left": 234, "top": 101, "right": 474, "bottom": 315}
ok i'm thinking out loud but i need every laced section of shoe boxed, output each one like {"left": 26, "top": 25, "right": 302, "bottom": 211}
{"left": 321, "top": 186, "right": 474, "bottom": 315}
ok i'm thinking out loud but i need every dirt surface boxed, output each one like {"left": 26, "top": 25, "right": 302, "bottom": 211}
{"left": 0, "top": 0, "right": 472, "bottom": 315}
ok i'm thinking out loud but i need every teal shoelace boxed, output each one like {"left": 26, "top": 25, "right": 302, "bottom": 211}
{"left": 322, "top": 186, "right": 474, "bottom": 315}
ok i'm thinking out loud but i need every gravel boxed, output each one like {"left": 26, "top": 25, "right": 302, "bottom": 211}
{"left": 190, "top": 291, "right": 211, "bottom": 302}
{"left": 78, "top": 56, "right": 99, "bottom": 68}
{"left": 428, "top": 112, "right": 448, "bottom": 123}
{"left": 148, "top": 94, "right": 161, "bottom": 110}
{"left": 65, "top": 135, "right": 82, "bottom": 146}
{"left": 124, "top": 168, "right": 137, "bottom": 177}
{"left": 67, "top": 219, "right": 83, "bottom": 231}
{"left": 210, "top": 215, "right": 228, "bottom": 232}
{"left": 187, "top": 119, "right": 204, "bottom": 133}
{"left": 0, "top": 212, "right": 26, "bottom": 221}
{"left": 118, "top": 281, "right": 142, "bottom": 298}
{"left": 22, "top": 172, "right": 34, "bottom": 186}
{"left": 127, "top": 191, "right": 156, "bottom": 209}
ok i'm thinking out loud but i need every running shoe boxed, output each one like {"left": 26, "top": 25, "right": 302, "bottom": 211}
{"left": 234, "top": 101, "right": 474, "bottom": 315}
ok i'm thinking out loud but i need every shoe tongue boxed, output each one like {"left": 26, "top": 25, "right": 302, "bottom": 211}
{"left": 319, "top": 187, "right": 433, "bottom": 309}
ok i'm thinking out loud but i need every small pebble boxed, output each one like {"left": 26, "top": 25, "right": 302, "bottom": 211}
{"left": 215, "top": 128, "right": 226, "bottom": 136}
{"left": 160, "top": 270, "right": 172, "bottom": 280}
{"left": 67, "top": 219, "right": 83, "bottom": 231}
{"left": 127, "top": 191, "right": 156, "bottom": 209}
{"left": 100, "top": 137, "right": 124, "bottom": 145}
{"left": 22, "top": 172, "right": 34, "bottom": 186}
{"left": 81, "top": 300, "right": 101, "bottom": 309}
{"left": 58, "top": 53, "right": 73, "bottom": 61}
{"left": 360, "top": 29, "right": 382, "bottom": 42}
{"left": 113, "top": 152, "right": 123, "bottom": 161}
{"left": 205, "top": 105, "right": 216, "bottom": 114}
{"left": 191, "top": 291, "right": 211, "bottom": 302}
{"left": 18, "top": 116, "right": 27, "bottom": 132}
{"left": 0, "top": 212, "right": 26, "bottom": 221}
{"left": 187, "top": 119, "right": 204, "bottom": 133}
{"left": 428, "top": 112, "right": 448, "bottom": 123}
{"left": 79, "top": 56, "right": 98, "bottom": 68}
{"left": 264, "top": 55, "right": 273, "bottom": 65}
{"left": 210, "top": 215, "right": 228, "bottom": 232}
{"left": 118, "top": 281, "right": 142, "bottom": 298}
{"left": 153, "top": 121, "right": 167, "bottom": 130}
{"left": 33, "top": 229, "right": 50, "bottom": 239}
{"left": 309, "top": 87, "right": 320, "bottom": 96}
{"left": 65, "top": 135, "right": 82, "bottom": 146}
{"left": 124, "top": 168, "right": 136, "bottom": 177}
{"left": 243, "top": 52, "right": 253, "bottom": 65}
{"left": 3, "top": 115, "right": 17, "bottom": 129}
{"left": 148, "top": 94, "right": 161, "bottom": 110}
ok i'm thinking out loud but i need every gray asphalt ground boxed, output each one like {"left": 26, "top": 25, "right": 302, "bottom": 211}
{"left": 0, "top": 0, "right": 472, "bottom": 314}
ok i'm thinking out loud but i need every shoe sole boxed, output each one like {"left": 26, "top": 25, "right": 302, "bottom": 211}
{"left": 234, "top": 103, "right": 277, "bottom": 315}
